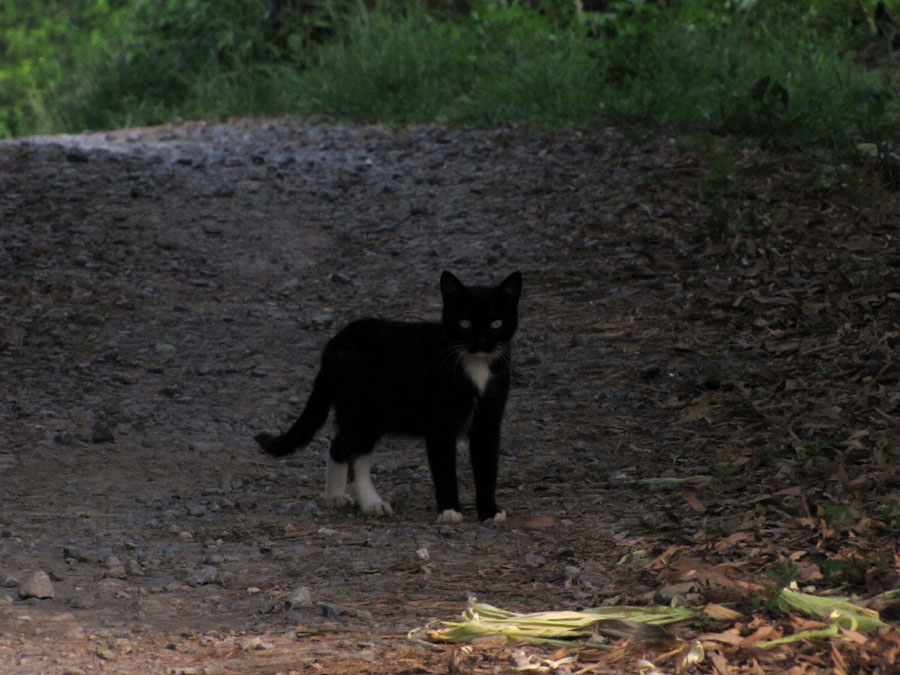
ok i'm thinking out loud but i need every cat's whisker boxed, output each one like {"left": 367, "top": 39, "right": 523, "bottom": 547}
{"left": 495, "top": 345, "right": 511, "bottom": 367}
{"left": 441, "top": 344, "right": 467, "bottom": 373}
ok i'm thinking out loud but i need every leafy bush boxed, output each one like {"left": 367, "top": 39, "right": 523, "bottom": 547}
{"left": 591, "top": 0, "right": 900, "bottom": 148}
{"left": 2, "top": 0, "right": 900, "bottom": 150}
{"left": 0, "top": 1, "right": 131, "bottom": 136}
{"left": 61, "top": 0, "right": 353, "bottom": 131}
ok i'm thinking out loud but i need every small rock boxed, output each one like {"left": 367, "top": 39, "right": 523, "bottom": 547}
{"left": 279, "top": 278, "right": 300, "bottom": 294}
{"left": 3, "top": 325, "right": 25, "bottom": 348}
{"left": 475, "top": 527, "right": 497, "bottom": 541}
{"left": 578, "top": 559, "right": 608, "bottom": 586}
{"left": 240, "top": 636, "right": 273, "bottom": 651}
{"left": 19, "top": 570, "right": 55, "bottom": 599}
{"left": 320, "top": 601, "right": 349, "bottom": 618}
{"left": 330, "top": 271, "right": 352, "bottom": 285}
{"left": 186, "top": 566, "right": 217, "bottom": 587}
{"left": 524, "top": 553, "right": 546, "bottom": 568}
{"left": 94, "top": 648, "right": 115, "bottom": 661}
{"left": 103, "top": 566, "right": 128, "bottom": 580}
{"left": 91, "top": 420, "right": 115, "bottom": 444}
{"left": 1, "top": 574, "right": 20, "bottom": 587}
{"left": 219, "top": 473, "right": 234, "bottom": 492}
{"left": 67, "top": 595, "right": 95, "bottom": 609}
{"left": 436, "top": 525, "right": 456, "bottom": 538}
{"left": 124, "top": 560, "right": 144, "bottom": 577}
{"left": 283, "top": 586, "right": 313, "bottom": 610}
{"left": 65, "top": 148, "right": 90, "bottom": 163}
{"left": 310, "top": 312, "right": 333, "bottom": 327}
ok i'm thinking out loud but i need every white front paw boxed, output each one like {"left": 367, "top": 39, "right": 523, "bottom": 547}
{"left": 490, "top": 510, "right": 507, "bottom": 523}
{"left": 437, "top": 509, "right": 464, "bottom": 524}
{"left": 361, "top": 499, "right": 393, "bottom": 516}
{"left": 326, "top": 493, "right": 354, "bottom": 508}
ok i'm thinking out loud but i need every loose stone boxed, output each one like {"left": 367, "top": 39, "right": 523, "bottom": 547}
{"left": 18, "top": 570, "right": 55, "bottom": 599}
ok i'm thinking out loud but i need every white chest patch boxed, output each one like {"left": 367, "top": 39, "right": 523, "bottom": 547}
{"left": 461, "top": 353, "right": 493, "bottom": 394}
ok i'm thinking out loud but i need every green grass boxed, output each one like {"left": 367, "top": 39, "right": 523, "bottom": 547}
{"left": 2, "top": 0, "right": 900, "bottom": 150}
{"left": 293, "top": 2, "right": 603, "bottom": 128}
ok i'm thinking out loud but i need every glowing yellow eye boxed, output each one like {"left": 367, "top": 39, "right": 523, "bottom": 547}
{"left": 490, "top": 319, "right": 503, "bottom": 329}
{"left": 459, "top": 319, "right": 472, "bottom": 329}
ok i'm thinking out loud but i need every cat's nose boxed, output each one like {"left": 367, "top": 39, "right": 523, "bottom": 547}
{"left": 472, "top": 337, "right": 492, "bottom": 352}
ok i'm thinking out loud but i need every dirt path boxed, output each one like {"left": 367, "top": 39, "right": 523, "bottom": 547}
{"left": 1, "top": 120, "right": 898, "bottom": 673}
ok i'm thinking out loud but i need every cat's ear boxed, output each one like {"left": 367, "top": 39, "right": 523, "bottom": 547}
{"left": 498, "top": 271, "right": 522, "bottom": 303}
{"left": 440, "top": 271, "right": 465, "bottom": 299}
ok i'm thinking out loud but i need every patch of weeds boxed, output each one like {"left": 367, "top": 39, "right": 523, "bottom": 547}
{"left": 733, "top": 208, "right": 766, "bottom": 235}
{"left": 712, "top": 461, "right": 741, "bottom": 481}
{"left": 721, "top": 75, "right": 800, "bottom": 145}
{"left": 755, "top": 561, "right": 798, "bottom": 612}
{"left": 754, "top": 440, "right": 837, "bottom": 468}
{"left": 755, "top": 442, "right": 800, "bottom": 465}
{"left": 299, "top": 0, "right": 604, "bottom": 128}
{"left": 820, "top": 553, "right": 893, "bottom": 586}
{"left": 796, "top": 438, "right": 838, "bottom": 461}
{"left": 673, "top": 134, "right": 714, "bottom": 151}
{"left": 700, "top": 154, "right": 737, "bottom": 197}
{"left": 737, "top": 161, "right": 780, "bottom": 180}
{"left": 766, "top": 562, "right": 798, "bottom": 590}
{"left": 757, "top": 444, "right": 780, "bottom": 460}
{"left": 689, "top": 613, "right": 720, "bottom": 632}
{"left": 823, "top": 503, "right": 857, "bottom": 529}
{"left": 879, "top": 499, "right": 900, "bottom": 529}
{"left": 702, "top": 201, "right": 732, "bottom": 241}
{"left": 697, "top": 154, "right": 775, "bottom": 240}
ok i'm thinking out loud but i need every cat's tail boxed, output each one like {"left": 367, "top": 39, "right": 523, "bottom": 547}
{"left": 255, "top": 372, "right": 331, "bottom": 457}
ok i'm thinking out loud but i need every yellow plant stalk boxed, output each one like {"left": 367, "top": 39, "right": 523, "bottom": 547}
{"left": 758, "top": 586, "right": 889, "bottom": 647}
{"left": 778, "top": 587, "right": 887, "bottom": 633}
{"left": 426, "top": 598, "right": 694, "bottom": 646}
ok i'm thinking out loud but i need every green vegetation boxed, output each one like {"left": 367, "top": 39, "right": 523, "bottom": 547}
{"left": 3, "top": 0, "right": 900, "bottom": 148}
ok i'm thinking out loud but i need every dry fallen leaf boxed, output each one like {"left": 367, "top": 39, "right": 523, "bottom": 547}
{"left": 703, "top": 603, "right": 743, "bottom": 622}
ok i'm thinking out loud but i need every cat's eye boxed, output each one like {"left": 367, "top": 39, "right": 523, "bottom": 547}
{"left": 459, "top": 319, "right": 472, "bottom": 329}
{"left": 490, "top": 319, "right": 503, "bottom": 330}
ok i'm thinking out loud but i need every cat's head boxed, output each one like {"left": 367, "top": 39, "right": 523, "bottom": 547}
{"left": 440, "top": 271, "right": 522, "bottom": 356}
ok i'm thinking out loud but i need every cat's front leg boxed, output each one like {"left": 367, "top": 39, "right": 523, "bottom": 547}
{"left": 469, "top": 414, "right": 505, "bottom": 522}
{"left": 426, "top": 434, "right": 463, "bottom": 523}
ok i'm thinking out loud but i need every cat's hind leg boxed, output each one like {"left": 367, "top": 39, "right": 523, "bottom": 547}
{"left": 327, "top": 432, "right": 391, "bottom": 515}
{"left": 325, "top": 453, "right": 353, "bottom": 508}
{"left": 351, "top": 454, "right": 392, "bottom": 516}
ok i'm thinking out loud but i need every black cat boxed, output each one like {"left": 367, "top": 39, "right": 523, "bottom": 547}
{"left": 255, "top": 271, "right": 522, "bottom": 523}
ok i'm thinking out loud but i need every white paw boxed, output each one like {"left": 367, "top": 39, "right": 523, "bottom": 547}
{"left": 325, "top": 493, "right": 354, "bottom": 508}
{"left": 361, "top": 499, "right": 393, "bottom": 517}
{"left": 437, "top": 509, "right": 464, "bottom": 524}
{"left": 489, "top": 510, "right": 507, "bottom": 523}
